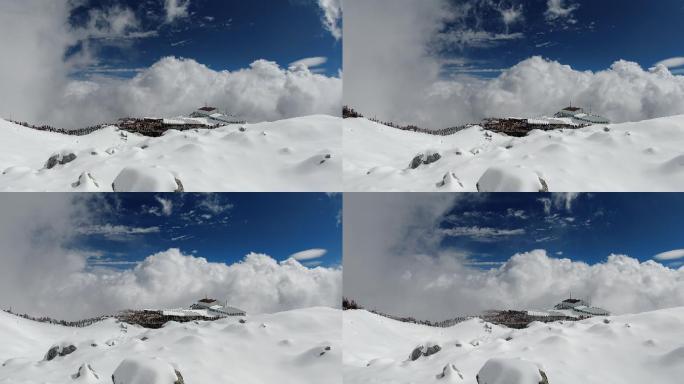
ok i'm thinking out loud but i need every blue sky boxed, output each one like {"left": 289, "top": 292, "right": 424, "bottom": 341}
{"left": 68, "top": 0, "right": 341, "bottom": 78}
{"left": 75, "top": 193, "right": 342, "bottom": 269}
{"left": 440, "top": 0, "right": 684, "bottom": 77}
{"left": 439, "top": 193, "right": 684, "bottom": 268}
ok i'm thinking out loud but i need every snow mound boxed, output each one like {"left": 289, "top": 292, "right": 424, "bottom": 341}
{"left": 476, "top": 166, "right": 548, "bottom": 192}
{"left": 476, "top": 358, "right": 546, "bottom": 384}
{"left": 112, "top": 357, "right": 183, "bottom": 384}
{"left": 112, "top": 166, "right": 183, "bottom": 192}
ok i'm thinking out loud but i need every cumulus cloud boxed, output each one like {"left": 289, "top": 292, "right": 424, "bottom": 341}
{"left": 654, "top": 249, "right": 684, "bottom": 261}
{"left": 344, "top": 193, "right": 684, "bottom": 320}
{"left": 0, "top": 0, "right": 341, "bottom": 128}
{"left": 164, "top": 0, "right": 191, "bottom": 23}
{"left": 290, "top": 248, "right": 328, "bottom": 260}
{"left": 345, "top": 0, "right": 684, "bottom": 128}
{"left": 0, "top": 194, "right": 341, "bottom": 320}
{"left": 317, "top": 0, "right": 342, "bottom": 40}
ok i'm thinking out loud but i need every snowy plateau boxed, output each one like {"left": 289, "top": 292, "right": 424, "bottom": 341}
{"left": 343, "top": 307, "right": 684, "bottom": 384}
{"left": 0, "top": 115, "right": 341, "bottom": 192}
{"left": 343, "top": 116, "right": 684, "bottom": 192}
{"left": 0, "top": 307, "right": 341, "bottom": 384}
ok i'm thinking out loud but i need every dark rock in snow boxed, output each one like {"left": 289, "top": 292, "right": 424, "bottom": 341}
{"left": 436, "top": 364, "right": 464, "bottom": 380}
{"left": 538, "top": 176, "right": 549, "bottom": 192}
{"left": 174, "top": 369, "right": 185, "bottom": 384}
{"left": 409, "top": 344, "right": 441, "bottom": 361}
{"left": 174, "top": 178, "right": 184, "bottom": 192}
{"left": 45, "top": 152, "right": 77, "bottom": 169}
{"left": 239, "top": 319, "right": 246, "bottom": 324}
{"left": 409, "top": 152, "right": 442, "bottom": 169}
{"left": 72, "top": 363, "right": 99, "bottom": 380}
{"left": 44, "top": 344, "right": 77, "bottom": 361}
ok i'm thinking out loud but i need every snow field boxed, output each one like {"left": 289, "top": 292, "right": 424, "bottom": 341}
{"left": 344, "top": 115, "right": 684, "bottom": 191}
{"left": 0, "top": 115, "right": 342, "bottom": 192}
{"left": 0, "top": 307, "right": 341, "bottom": 384}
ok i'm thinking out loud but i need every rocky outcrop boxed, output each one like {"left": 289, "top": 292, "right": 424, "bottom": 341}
{"left": 44, "top": 344, "right": 77, "bottom": 361}
{"left": 409, "top": 343, "right": 441, "bottom": 361}
{"left": 409, "top": 152, "right": 441, "bottom": 169}
{"left": 436, "top": 363, "right": 464, "bottom": 380}
{"left": 45, "top": 152, "right": 77, "bottom": 169}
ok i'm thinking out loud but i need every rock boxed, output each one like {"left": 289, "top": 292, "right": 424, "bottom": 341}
{"left": 409, "top": 343, "right": 441, "bottom": 361}
{"left": 436, "top": 172, "right": 464, "bottom": 189}
{"left": 603, "top": 127, "right": 610, "bottom": 132}
{"left": 239, "top": 319, "right": 246, "bottom": 324}
{"left": 71, "top": 172, "right": 100, "bottom": 190}
{"left": 239, "top": 127, "right": 247, "bottom": 132}
{"left": 436, "top": 363, "right": 464, "bottom": 380}
{"left": 72, "top": 363, "right": 100, "bottom": 380}
{"left": 45, "top": 152, "right": 77, "bottom": 169}
{"left": 408, "top": 151, "right": 441, "bottom": 169}
{"left": 603, "top": 318, "right": 611, "bottom": 324}
{"left": 44, "top": 343, "right": 77, "bottom": 361}
{"left": 476, "top": 357, "right": 549, "bottom": 384}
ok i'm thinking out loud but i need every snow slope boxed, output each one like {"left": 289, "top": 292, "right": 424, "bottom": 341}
{"left": 343, "top": 308, "right": 684, "bottom": 384}
{"left": 0, "top": 115, "right": 341, "bottom": 192}
{"left": 0, "top": 307, "right": 341, "bottom": 384}
{"left": 344, "top": 116, "right": 684, "bottom": 191}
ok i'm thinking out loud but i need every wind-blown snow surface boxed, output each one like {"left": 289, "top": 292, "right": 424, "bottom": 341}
{"left": 344, "top": 116, "right": 684, "bottom": 191}
{"left": 0, "top": 307, "right": 341, "bottom": 384}
{"left": 0, "top": 115, "right": 341, "bottom": 192}
{"left": 344, "top": 308, "right": 684, "bottom": 384}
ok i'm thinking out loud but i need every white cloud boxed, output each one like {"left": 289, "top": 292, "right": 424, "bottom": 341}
{"left": 164, "top": 0, "right": 191, "bottom": 23}
{"left": 655, "top": 57, "right": 684, "bottom": 69}
{"left": 289, "top": 56, "right": 328, "bottom": 69}
{"left": 0, "top": 1, "right": 341, "bottom": 128}
{"left": 317, "top": 0, "right": 342, "bottom": 40}
{"left": 344, "top": 193, "right": 684, "bottom": 320}
{"left": 77, "top": 224, "right": 161, "bottom": 240}
{"left": 197, "top": 194, "right": 233, "bottom": 215}
{"left": 436, "top": 30, "right": 524, "bottom": 49}
{"left": 500, "top": 5, "right": 523, "bottom": 29}
{"left": 290, "top": 248, "right": 328, "bottom": 260}
{"left": 154, "top": 196, "right": 173, "bottom": 216}
{"left": 0, "top": 195, "right": 341, "bottom": 320}
{"left": 655, "top": 249, "right": 684, "bottom": 261}
{"left": 545, "top": 0, "right": 580, "bottom": 22}
{"left": 441, "top": 226, "right": 526, "bottom": 241}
